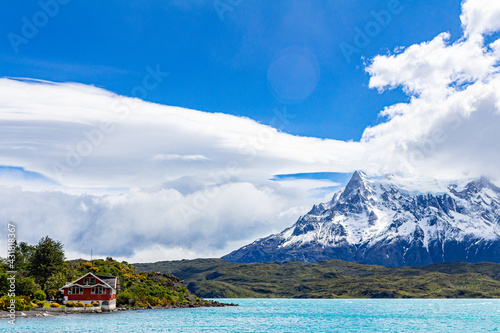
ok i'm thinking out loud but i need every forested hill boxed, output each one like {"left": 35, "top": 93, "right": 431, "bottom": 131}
{"left": 135, "top": 259, "right": 500, "bottom": 299}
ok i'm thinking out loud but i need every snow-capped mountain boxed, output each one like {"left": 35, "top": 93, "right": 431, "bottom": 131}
{"left": 222, "top": 171, "right": 500, "bottom": 266}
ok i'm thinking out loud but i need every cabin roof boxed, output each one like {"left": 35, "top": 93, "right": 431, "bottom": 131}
{"left": 59, "top": 272, "right": 119, "bottom": 291}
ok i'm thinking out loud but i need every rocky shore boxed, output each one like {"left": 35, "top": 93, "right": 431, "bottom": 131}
{"left": 0, "top": 310, "right": 64, "bottom": 319}
{"left": 0, "top": 300, "right": 237, "bottom": 320}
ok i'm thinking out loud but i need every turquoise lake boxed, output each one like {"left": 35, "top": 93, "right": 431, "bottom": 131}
{"left": 2, "top": 299, "right": 499, "bottom": 332}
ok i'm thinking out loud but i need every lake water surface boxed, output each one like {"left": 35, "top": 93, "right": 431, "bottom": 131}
{"left": 2, "top": 298, "right": 499, "bottom": 332}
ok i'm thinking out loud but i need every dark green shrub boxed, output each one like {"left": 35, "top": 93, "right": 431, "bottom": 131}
{"left": 117, "top": 291, "right": 134, "bottom": 306}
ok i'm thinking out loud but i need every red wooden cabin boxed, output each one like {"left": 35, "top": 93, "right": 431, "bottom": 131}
{"left": 59, "top": 272, "right": 120, "bottom": 310}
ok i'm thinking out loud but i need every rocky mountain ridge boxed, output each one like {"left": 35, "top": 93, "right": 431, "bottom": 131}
{"left": 223, "top": 172, "right": 500, "bottom": 266}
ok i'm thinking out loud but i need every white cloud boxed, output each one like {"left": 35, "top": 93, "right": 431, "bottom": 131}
{"left": 152, "top": 154, "right": 210, "bottom": 161}
{"left": 367, "top": 33, "right": 497, "bottom": 98}
{"left": 0, "top": 181, "right": 312, "bottom": 260}
{"left": 461, "top": 0, "right": 500, "bottom": 38}
{"left": 0, "top": 78, "right": 362, "bottom": 260}
{"left": 362, "top": 0, "right": 500, "bottom": 182}
{"left": 0, "top": 78, "right": 364, "bottom": 191}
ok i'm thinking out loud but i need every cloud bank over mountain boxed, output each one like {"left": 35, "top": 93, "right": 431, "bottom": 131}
{"left": 0, "top": 0, "right": 499, "bottom": 261}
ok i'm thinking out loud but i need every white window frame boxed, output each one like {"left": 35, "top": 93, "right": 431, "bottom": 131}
{"left": 69, "top": 286, "right": 83, "bottom": 295}
{"left": 91, "top": 285, "right": 106, "bottom": 295}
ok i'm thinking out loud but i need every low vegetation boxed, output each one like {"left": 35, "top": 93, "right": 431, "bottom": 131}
{"left": 135, "top": 259, "right": 500, "bottom": 298}
{"left": 69, "top": 257, "right": 218, "bottom": 308}
{"left": 0, "top": 236, "right": 229, "bottom": 310}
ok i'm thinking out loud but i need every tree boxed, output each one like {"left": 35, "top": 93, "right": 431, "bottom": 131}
{"left": 16, "top": 276, "right": 37, "bottom": 297}
{"left": 30, "top": 236, "right": 65, "bottom": 286}
{"left": 44, "top": 271, "right": 67, "bottom": 298}
{"left": 13, "top": 241, "right": 35, "bottom": 272}
{"left": 0, "top": 273, "right": 8, "bottom": 295}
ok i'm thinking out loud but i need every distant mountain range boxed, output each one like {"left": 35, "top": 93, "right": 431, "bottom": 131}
{"left": 223, "top": 171, "right": 500, "bottom": 266}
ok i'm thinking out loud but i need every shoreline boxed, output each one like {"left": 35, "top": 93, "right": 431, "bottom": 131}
{"left": 0, "top": 301, "right": 238, "bottom": 319}
{"left": 0, "top": 310, "right": 66, "bottom": 319}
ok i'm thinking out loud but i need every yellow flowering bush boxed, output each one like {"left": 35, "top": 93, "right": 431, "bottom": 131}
{"left": 82, "top": 262, "right": 93, "bottom": 269}
{"left": 89, "top": 266, "right": 100, "bottom": 273}
{"left": 135, "top": 274, "right": 147, "bottom": 281}
{"left": 124, "top": 273, "right": 136, "bottom": 281}
{"left": 0, "top": 296, "right": 33, "bottom": 311}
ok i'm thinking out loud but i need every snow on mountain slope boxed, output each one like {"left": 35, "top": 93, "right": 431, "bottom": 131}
{"left": 222, "top": 171, "right": 500, "bottom": 266}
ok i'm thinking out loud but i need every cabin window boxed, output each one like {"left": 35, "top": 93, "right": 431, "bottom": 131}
{"left": 84, "top": 277, "right": 96, "bottom": 285}
{"left": 69, "top": 286, "right": 83, "bottom": 294}
{"left": 91, "top": 286, "right": 106, "bottom": 294}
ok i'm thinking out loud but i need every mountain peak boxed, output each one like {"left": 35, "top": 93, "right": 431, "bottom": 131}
{"left": 351, "top": 170, "right": 366, "bottom": 180}
{"left": 339, "top": 171, "right": 370, "bottom": 200}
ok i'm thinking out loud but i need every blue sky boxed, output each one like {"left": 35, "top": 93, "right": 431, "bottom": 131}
{"left": 1, "top": 0, "right": 462, "bottom": 140}
{"left": 2, "top": 0, "right": 500, "bottom": 261}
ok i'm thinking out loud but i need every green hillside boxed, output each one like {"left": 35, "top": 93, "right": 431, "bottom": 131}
{"left": 135, "top": 259, "right": 500, "bottom": 298}
{"left": 64, "top": 258, "right": 226, "bottom": 308}
{"left": 0, "top": 236, "right": 230, "bottom": 310}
